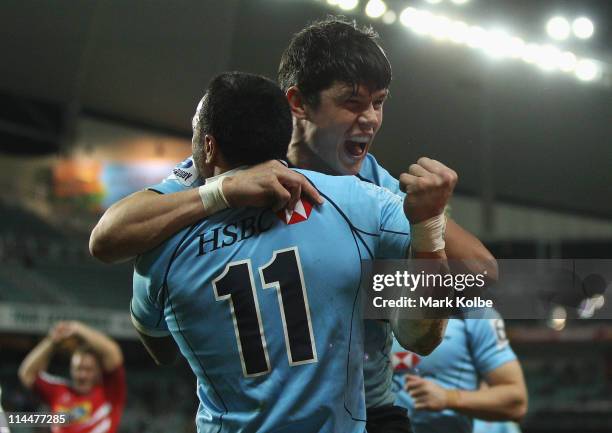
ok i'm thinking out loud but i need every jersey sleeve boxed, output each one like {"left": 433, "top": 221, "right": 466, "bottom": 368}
{"left": 147, "top": 155, "right": 202, "bottom": 194}
{"left": 33, "top": 372, "right": 66, "bottom": 404}
{"left": 467, "top": 314, "right": 517, "bottom": 375}
{"left": 376, "top": 186, "right": 411, "bottom": 259}
{"left": 131, "top": 252, "right": 172, "bottom": 337}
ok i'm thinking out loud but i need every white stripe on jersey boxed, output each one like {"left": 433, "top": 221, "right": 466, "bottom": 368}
{"left": 39, "top": 372, "right": 70, "bottom": 386}
{"left": 88, "top": 417, "right": 111, "bottom": 433}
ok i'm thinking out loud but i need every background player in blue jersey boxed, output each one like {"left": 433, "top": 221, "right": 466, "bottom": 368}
{"left": 391, "top": 314, "right": 527, "bottom": 433}
{"left": 473, "top": 418, "right": 522, "bottom": 433}
{"left": 91, "top": 17, "right": 496, "bottom": 433}
{"left": 132, "top": 71, "right": 454, "bottom": 433}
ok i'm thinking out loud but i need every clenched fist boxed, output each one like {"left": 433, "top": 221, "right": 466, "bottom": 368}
{"left": 399, "top": 157, "right": 458, "bottom": 224}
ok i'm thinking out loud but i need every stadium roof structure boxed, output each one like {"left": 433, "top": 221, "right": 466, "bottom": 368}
{"left": 0, "top": 0, "right": 611, "bottom": 218}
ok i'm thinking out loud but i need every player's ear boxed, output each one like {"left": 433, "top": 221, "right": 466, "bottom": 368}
{"left": 203, "top": 134, "right": 218, "bottom": 165}
{"left": 286, "top": 86, "right": 308, "bottom": 120}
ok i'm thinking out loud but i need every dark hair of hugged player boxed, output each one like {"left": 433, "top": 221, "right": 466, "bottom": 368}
{"left": 191, "top": 71, "right": 293, "bottom": 172}
{"left": 278, "top": 17, "right": 392, "bottom": 108}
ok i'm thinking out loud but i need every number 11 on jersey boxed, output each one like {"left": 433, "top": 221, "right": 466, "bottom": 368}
{"left": 213, "top": 247, "right": 318, "bottom": 377}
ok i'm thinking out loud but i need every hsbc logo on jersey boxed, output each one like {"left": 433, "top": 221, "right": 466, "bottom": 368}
{"left": 276, "top": 198, "right": 313, "bottom": 225}
{"left": 392, "top": 351, "right": 421, "bottom": 372}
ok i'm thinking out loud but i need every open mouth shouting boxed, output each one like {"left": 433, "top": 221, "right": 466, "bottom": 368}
{"left": 344, "top": 135, "right": 371, "bottom": 160}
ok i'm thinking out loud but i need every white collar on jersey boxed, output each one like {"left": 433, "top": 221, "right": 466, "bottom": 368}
{"left": 203, "top": 166, "right": 249, "bottom": 184}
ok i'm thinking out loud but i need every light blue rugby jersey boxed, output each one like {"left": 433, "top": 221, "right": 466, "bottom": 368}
{"left": 147, "top": 154, "right": 401, "bottom": 198}
{"left": 391, "top": 315, "right": 517, "bottom": 433}
{"left": 357, "top": 155, "right": 407, "bottom": 409}
{"left": 148, "top": 154, "right": 408, "bottom": 410}
{"left": 133, "top": 168, "right": 411, "bottom": 433}
{"left": 473, "top": 420, "right": 522, "bottom": 433}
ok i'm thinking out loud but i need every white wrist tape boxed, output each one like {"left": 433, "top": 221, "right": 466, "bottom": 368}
{"left": 411, "top": 214, "right": 447, "bottom": 252}
{"left": 198, "top": 178, "right": 230, "bottom": 216}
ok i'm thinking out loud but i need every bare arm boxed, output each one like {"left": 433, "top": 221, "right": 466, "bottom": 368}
{"left": 89, "top": 160, "right": 323, "bottom": 264}
{"left": 392, "top": 249, "right": 450, "bottom": 356}
{"left": 445, "top": 218, "right": 498, "bottom": 281}
{"left": 407, "top": 360, "right": 527, "bottom": 421}
{"left": 450, "top": 360, "right": 527, "bottom": 421}
{"left": 393, "top": 218, "right": 499, "bottom": 354}
{"left": 394, "top": 224, "right": 497, "bottom": 355}
{"left": 18, "top": 337, "right": 55, "bottom": 389}
{"left": 69, "top": 321, "right": 123, "bottom": 372}
{"left": 90, "top": 189, "right": 205, "bottom": 263}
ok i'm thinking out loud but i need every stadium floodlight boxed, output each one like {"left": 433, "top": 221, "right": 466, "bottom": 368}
{"left": 365, "top": 0, "right": 386, "bottom": 18}
{"left": 572, "top": 17, "right": 594, "bottom": 39}
{"left": 412, "top": 11, "right": 435, "bottom": 36}
{"left": 488, "top": 32, "right": 525, "bottom": 60}
{"left": 558, "top": 51, "right": 577, "bottom": 72}
{"left": 521, "top": 43, "right": 541, "bottom": 64}
{"left": 450, "top": 0, "right": 469, "bottom": 4}
{"left": 507, "top": 36, "right": 526, "bottom": 59}
{"left": 546, "top": 16, "right": 570, "bottom": 41}
{"left": 483, "top": 30, "right": 515, "bottom": 59}
{"left": 448, "top": 20, "right": 469, "bottom": 44}
{"left": 430, "top": 16, "right": 452, "bottom": 41}
{"left": 325, "top": 1, "right": 605, "bottom": 84}
{"left": 382, "top": 10, "right": 397, "bottom": 25}
{"left": 465, "top": 26, "right": 488, "bottom": 49}
{"left": 536, "top": 45, "right": 562, "bottom": 71}
{"left": 338, "top": 0, "right": 359, "bottom": 10}
{"left": 575, "top": 59, "right": 599, "bottom": 81}
{"left": 399, "top": 7, "right": 419, "bottom": 29}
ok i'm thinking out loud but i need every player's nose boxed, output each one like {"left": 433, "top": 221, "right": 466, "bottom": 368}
{"left": 357, "top": 104, "right": 379, "bottom": 133}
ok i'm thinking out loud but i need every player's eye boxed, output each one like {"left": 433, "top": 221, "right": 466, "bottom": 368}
{"left": 373, "top": 99, "right": 385, "bottom": 109}
{"left": 343, "top": 100, "right": 361, "bottom": 112}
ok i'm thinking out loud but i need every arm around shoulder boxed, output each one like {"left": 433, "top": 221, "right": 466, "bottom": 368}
{"left": 89, "top": 189, "right": 205, "bottom": 264}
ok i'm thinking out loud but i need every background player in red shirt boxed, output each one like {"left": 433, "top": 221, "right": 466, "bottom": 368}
{"left": 18, "top": 321, "right": 126, "bottom": 433}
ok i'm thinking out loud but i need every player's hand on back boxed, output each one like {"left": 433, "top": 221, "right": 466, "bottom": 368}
{"left": 222, "top": 160, "right": 324, "bottom": 212}
{"left": 399, "top": 157, "right": 457, "bottom": 224}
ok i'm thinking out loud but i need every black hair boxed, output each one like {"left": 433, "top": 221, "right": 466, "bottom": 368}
{"left": 278, "top": 16, "right": 392, "bottom": 107}
{"left": 192, "top": 71, "right": 292, "bottom": 167}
